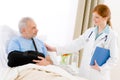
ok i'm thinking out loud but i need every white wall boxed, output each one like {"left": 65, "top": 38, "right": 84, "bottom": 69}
{"left": 105, "top": 0, "right": 120, "bottom": 80}
{"left": 0, "top": 0, "right": 78, "bottom": 46}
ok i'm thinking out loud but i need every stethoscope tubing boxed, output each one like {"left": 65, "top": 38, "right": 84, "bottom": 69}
{"left": 87, "top": 31, "right": 108, "bottom": 42}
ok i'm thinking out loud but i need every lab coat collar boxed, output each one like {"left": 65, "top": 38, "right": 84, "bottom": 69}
{"left": 94, "top": 25, "right": 110, "bottom": 42}
{"left": 95, "top": 25, "right": 109, "bottom": 35}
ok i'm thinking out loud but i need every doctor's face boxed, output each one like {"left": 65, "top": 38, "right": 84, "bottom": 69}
{"left": 93, "top": 12, "right": 107, "bottom": 27}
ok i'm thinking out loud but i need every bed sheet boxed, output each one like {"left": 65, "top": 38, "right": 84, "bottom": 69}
{"left": 0, "top": 64, "right": 88, "bottom": 80}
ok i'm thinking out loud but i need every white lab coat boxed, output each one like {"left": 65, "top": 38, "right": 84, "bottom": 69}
{"left": 56, "top": 26, "right": 119, "bottom": 80}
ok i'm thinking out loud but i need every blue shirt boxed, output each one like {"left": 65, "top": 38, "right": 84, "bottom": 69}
{"left": 7, "top": 36, "right": 48, "bottom": 56}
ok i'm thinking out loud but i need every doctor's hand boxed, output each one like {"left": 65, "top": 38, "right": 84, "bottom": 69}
{"left": 44, "top": 43, "right": 56, "bottom": 52}
{"left": 91, "top": 60, "right": 101, "bottom": 71}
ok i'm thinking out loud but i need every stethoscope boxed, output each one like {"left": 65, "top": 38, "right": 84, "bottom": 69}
{"left": 86, "top": 31, "right": 108, "bottom": 42}
{"left": 86, "top": 31, "right": 93, "bottom": 42}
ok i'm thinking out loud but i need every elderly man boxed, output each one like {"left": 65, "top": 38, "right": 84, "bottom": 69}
{"left": 7, "top": 17, "right": 52, "bottom": 67}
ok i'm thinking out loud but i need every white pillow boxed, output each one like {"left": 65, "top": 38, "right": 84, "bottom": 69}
{"left": 0, "top": 25, "right": 18, "bottom": 67}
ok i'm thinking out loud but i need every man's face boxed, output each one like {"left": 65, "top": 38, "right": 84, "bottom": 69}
{"left": 23, "top": 20, "right": 38, "bottom": 38}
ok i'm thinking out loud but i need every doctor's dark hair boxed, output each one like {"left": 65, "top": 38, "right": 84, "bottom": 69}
{"left": 18, "top": 17, "right": 34, "bottom": 33}
{"left": 93, "top": 4, "right": 112, "bottom": 27}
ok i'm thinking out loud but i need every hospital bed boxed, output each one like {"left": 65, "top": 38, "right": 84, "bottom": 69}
{"left": 0, "top": 25, "right": 87, "bottom": 80}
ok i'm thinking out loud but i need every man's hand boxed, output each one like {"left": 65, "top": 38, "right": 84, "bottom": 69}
{"left": 33, "top": 56, "right": 50, "bottom": 66}
{"left": 91, "top": 60, "right": 101, "bottom": 71}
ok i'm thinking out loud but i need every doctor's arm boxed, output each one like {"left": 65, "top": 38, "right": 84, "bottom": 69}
{"left": 45, "top": 29, "right": 92, "bottom": 55}
{"left": 45, "top": 33, "right": 87, "bottom": 55}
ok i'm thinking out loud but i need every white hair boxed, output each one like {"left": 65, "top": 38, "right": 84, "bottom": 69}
{"left": 18, "top": 17, "right": 33, "bottom": 33}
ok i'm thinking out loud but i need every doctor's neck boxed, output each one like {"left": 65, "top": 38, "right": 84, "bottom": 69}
{"left": 98, "top": 23, "right": 107, "bottom": 33}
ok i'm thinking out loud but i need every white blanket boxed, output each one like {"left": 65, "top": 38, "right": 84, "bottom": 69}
{"left": 0, "top": 64, "right": 87, "bottom": 80}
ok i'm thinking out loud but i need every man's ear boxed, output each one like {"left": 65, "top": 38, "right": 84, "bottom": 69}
{"left": 21, "top": 27, "right": 26, "bottom": 33}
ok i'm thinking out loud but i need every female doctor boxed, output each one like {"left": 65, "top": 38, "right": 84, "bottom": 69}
{"left": 45, "top": 4, "right": 119, "bottom": 80}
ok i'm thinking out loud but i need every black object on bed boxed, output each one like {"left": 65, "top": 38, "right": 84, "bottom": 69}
{"left": 7, "top": 50, "right": 45, "bottom": 67}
